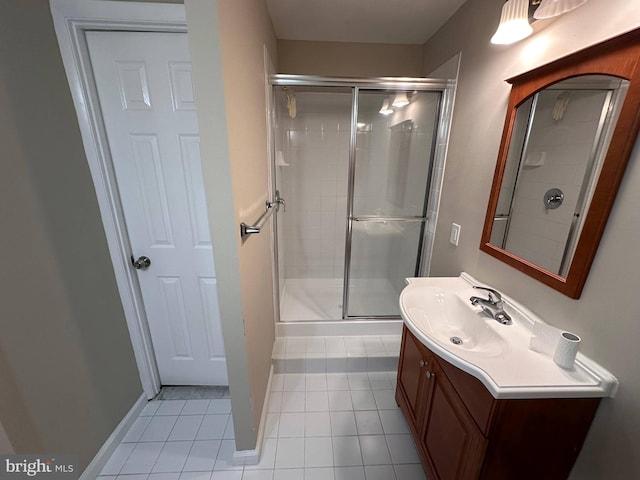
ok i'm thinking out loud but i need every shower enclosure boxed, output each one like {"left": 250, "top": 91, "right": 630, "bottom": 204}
{"left": 270, "top": 76, "right": 450, "bottom": 322}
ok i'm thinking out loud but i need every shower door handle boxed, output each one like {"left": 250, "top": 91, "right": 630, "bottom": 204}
{"left": 275, "top": 190, "right": 286, "bottom": 212}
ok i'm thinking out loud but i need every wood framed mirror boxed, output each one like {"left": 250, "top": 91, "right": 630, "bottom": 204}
{"left": 480, "top": 28, "right": 640, "bottom": 299}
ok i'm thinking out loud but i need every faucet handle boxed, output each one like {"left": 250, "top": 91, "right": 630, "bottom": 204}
{"left": 472, "top": 286, "right": 502, "bottom": 303}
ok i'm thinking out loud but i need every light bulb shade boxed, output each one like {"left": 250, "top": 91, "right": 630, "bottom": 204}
{"left": 491, "top": 0, "right": 533, "bottom": 45}
{"left": 534, "top": 0, "right": 588, "bottom": 19}
{"left": 379, "top": 99, "right": 393, "bottom": 115}
{"left": 392, "top": 92, "right": 410, "bottom": 108}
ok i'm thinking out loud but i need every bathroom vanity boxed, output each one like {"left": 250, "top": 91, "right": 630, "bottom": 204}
{"left": 396, "top": 274, "right": 617, "bottom": 480}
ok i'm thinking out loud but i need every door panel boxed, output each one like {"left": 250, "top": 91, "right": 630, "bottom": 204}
{"left": 87, "top": 31, "right": 227, "bottom": 385}
{"left": 346, "top": 90, "right": 441, "bottom": 317}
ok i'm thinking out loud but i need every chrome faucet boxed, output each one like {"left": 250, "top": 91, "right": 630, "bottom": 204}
{"left": 469, "top": 286, "right": 512, "bottom": 325}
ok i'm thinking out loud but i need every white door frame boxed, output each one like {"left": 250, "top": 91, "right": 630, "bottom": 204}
{"left": 51, "top": 0, "right": 191, "bottom": 399}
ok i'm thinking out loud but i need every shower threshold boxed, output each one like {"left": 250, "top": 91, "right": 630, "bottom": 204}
{"left": 280, "top": 277, "right": 401, "bottom": 321}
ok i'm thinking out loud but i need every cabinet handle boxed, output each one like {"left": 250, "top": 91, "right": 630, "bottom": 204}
{"left": 419, "top": 360, "right": 426, "bottom": 368}
{"left": 426, "top": 371, "right": 435, "bottom": 379}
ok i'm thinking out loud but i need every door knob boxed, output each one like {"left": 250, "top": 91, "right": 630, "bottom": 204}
{"left": 132, "top": 255, "right": 151, "bottom": 270}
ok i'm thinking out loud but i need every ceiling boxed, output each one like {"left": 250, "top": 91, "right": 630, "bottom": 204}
{"left": 266, "top": 0, "right": 468, "bottom": 45}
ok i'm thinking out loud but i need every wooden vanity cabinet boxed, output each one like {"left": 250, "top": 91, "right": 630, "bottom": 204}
{"left": 396, "top": 326, "right": 601, "bottom": 480}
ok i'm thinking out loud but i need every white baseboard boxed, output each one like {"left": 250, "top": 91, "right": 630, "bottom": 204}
{"left": 232, "top": 364, "right": 274, "bottom": 466}
{"left": 80, "top": 393, "right": 147, "bottom": 479}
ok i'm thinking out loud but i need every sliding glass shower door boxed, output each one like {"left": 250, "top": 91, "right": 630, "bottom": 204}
{"left": 272, "top": 80, "right": 444, "bottom": 321}
{"left": 345, "top": 90, "right": 441, "bottom": 317}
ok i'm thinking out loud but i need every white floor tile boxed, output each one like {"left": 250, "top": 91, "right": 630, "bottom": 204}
{"left": 305, "top": 338, "right": 326, "bottom": 354}
{"left": 273, "top": 469, "right": 304, "bottom": 480}
{"left": 207, "top": 399, "right": 232, "bottom": 415}
{"left": 265, "top": 413, "right": 280, "bottom": 438}
{"left": 281, "top": 392, "right": 305, "bottom": 412}
{"left": 156, "top": 400, "right": 186, "bottom": 416}
{"left": 393, "top": 464, "right": 426, "bottom": 480}
{"left": 332, "top": 436, "right": 362, "bottom": 467}
{"left": 329, "top": 411, "right": 357, "bottom": 436}
{"left": 182, "top": 400, "right": 211, "bottom": 416}
{"left": 97, "top": 477, "right": 117, "bottom": 480}
{"left": 385, "top": 435, "right": 420, "bottom": 464}
{"left": 278, "top": 413, "right": 305, "bottom": 438}
{"left": 304, "top": 467, "right": 334, "bottom": 480}
{"left": 283, "top": 374, "right": 306, "bottom": 392}
{"left": 372, "top": 390, "right": 397, "bottom": 410}
{"left": 269, "top": 392, "right": 283, "bottom": 413}
{"left": 197, "top": 415, "right": 230, "bottom": 440}
{"left": 334, "top": 467, "right": 364, "bottom": 480}
{"left": 223, "top": 417, "right": 235, "bottom": 440}
{"left": 304, "top": 437, "right": 334, "bottom": 468}
{"left": 286, "top": 338, "right": 306, "bottom": 354}
{"left": 325, "top": 337, "right": 346, "bottom": 355}
{"left": 100, "top": 443, "right": 136, "bottom": 475}
{"left": 120, "top": 442, "right": 164, "bottom": 474}
{"left": 326, "top": 374, "right": 349, "bottom": 391}
{"left": 212, "top": 472, "right": 243, "bottom": 480}
{"left": 354, "top": 411, "right": 383, "bottom": 435}
{"left": 359, "top": 436, "right": 391, "bottom": 466}
{"left": 367, "top": 373, "right": 393, "bottom": 391}
{"left": 242, "top": 470, "right": 274, "bottom": 480}
{"left": 347, "top": 373, "right": 371, "bottom": 391}
{"left": 140, "top": 401, "right": 162, "bottom": 416}
{"left": 378, "top": 411, "right": 409, "bottom": 435}
{"left": 214, "top": 440, "right": 242, "bottom": 471}
{"left": 148, "top": 473, "right": 181, "bottom": 480}
{"left": 305, "top": 391, "right": 329, "bottom": 412}
{"left": 363, "top": 465, "right": 396, "bottom": 480}
{"left": 350, "top": 391, "right": 376, "bottom": 411}
{"left": 122, "top": 416, "right": 152, "bottom": 443}
{"left": 271, "top": 374, "right": 286, "bottom": 392}
{"left": 152, "top": 441, "right": 192, "bottom": 473}
{"left": 304, "top": 412, "right": 331, "bottom": 437}
{"left": 139, "top": 416, "right": 178, "bottom": 442}
{"left": 275, "top": 438, "right": 305, "bottom": 469}
{"left": 116, "top": 474, "right": 148, "bottom": 480}
{"left": 180, "top": 472, "right": 213, "bottom": 480}
{"left": 328, "top": 391, "right": 352, "bottom": 411}
{"left": 305, "top": 374, "right": 328, "bottom": 392}
{"left": 169, "top": 415, "right": 205, "bottom": 441}
{"left": 184, "top": 440, "right": 220, "bottom": 472}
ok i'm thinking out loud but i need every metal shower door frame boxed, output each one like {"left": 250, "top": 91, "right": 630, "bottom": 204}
{"left": 269, "top": 75, "right": 451, "bottom": 321}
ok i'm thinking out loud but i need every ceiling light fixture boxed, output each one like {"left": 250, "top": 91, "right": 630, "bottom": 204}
{"left": 392, "top": 92, "right": 410, "bottom": 108}
{"left": 534, "top": 0, "right": 588, "bottom": 19}
{"left": 491, "top": 0, "right": 533, "bottom": 45}
{"left": 379, "top": 98, "right": 393, "bottom": 115}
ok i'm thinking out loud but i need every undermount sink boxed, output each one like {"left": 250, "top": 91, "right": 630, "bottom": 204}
{"left": 402, "top": 287, "right": 507, "bottom": 356}
{"left": 399, "top": 273, "right": 618, "bottom": 399}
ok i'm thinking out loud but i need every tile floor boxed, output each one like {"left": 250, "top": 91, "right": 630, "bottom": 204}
{"left": 98, "top": 371, "right": 426, "bottom": 480}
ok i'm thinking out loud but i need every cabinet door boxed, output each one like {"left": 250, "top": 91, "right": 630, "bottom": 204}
{"left": 420, "top": 361, "right": 487, "bottom": 480}
{"left": 397, "top": 327, "right": 430, "bottom": 425}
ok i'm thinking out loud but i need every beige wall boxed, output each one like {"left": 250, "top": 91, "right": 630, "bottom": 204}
{"left": 278, "top": 40, "right": 423, "bottom": 76}
{"left": 423, "top": 0, "right": 640, "bottom": 477}
{"left": 0, "top": 0, "right": 141, "bottom": 468}
{"left": 186, "top": 0, "right": 278, "bottom": 451}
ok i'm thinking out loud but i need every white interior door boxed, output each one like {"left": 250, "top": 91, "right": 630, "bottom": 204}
{"left": 86, "top": 31, "right": 227, "bottom": 386}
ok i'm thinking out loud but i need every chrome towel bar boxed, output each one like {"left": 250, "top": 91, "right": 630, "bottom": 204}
{"left": 240, "top": 190, "right": 285, "bottom": 237}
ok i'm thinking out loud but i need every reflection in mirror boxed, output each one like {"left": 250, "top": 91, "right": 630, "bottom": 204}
{"left": 490, "top": 75, "right": 628, "bottom": 277}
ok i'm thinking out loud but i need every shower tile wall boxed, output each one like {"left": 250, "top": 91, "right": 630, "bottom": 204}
{"left": 277, "top": 92, "right": 351, "bottom": 279}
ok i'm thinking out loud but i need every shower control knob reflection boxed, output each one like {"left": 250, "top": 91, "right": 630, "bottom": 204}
{"left": 133, "top": 255, "right": 151, "bottom": 270}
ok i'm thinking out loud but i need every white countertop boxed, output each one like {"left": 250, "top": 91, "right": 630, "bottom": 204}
{"left": 400, "top": 273, "right": 618, "bottom": 399}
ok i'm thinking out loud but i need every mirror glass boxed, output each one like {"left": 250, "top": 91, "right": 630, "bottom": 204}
{"left": 489, "top": 75, "right": 628, "bottom": 277}
{"left": 480, "top": 28, "right": 640, "bottom": 298}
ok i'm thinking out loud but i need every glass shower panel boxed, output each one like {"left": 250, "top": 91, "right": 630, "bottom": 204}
{"left": 273, "top": 86, "right": 352, "bottom": 321}
{"left": 346, "top": 90, "right": 441, "bottom": 317}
